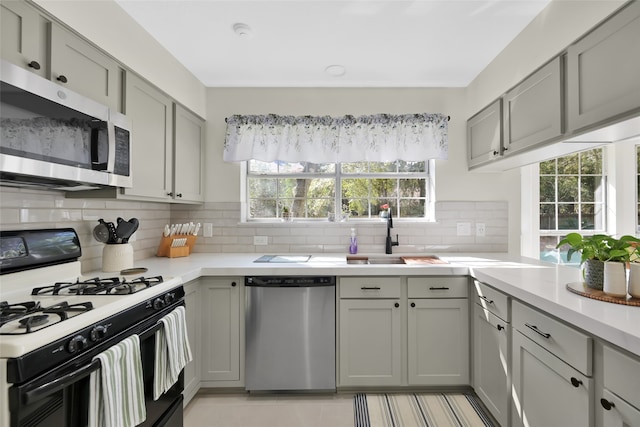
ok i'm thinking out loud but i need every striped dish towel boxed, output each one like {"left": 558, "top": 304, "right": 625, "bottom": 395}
{"left": 154, "top": 305, "right": 193, "bottom": 400}
{"left": 89, "top": 334, "right": 146, "bottom": 427}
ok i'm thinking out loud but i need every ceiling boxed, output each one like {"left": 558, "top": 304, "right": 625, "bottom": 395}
{"left": 115, "top": 0, "right": 551, "bottom": 88}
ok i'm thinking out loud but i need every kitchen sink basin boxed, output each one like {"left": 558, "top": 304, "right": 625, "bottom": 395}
{"left": 346, "top": 255, "right": 445, "bottom": 265}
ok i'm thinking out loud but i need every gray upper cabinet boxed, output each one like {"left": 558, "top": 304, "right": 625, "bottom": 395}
{"left": 503, "top": 57, "right": 563, "bottom": 155}
{"left": 467, "top": 99, "right": 502, "bottom": 168}
{"left": 567, "top": 1, "right": 640, "bottom": 134}
{"left": 50, "top": 23, "right": 121, "bottom": 111}
{"left": 124, "top": 72, "right": 174, "bottom": 201}
{"left": 0, "top": 0, "right": 49, "bottom": 78}
{"left": 173, "top": 105, "right": 205, "bottom": 203}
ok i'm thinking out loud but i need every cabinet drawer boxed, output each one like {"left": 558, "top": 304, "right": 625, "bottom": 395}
{"left": 339, "top": 277, "right": 401, "bottom": 298}
{"left": 603, "top": 345, "right": 640, "bottom": 409}
{"left": 407, "top": 277, "right": 468, "bottom": 298}
{"left": 512, "top": 301, "right": 592, "bottom": 376}
{"left": 473, "top": 280, "right": 510, "bottom": 321}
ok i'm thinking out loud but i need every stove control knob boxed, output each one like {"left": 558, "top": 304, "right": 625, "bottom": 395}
{"left": 68, "top": 335, "right": 88, "bottom": 354}
{"left": 164, "top": 292, "right": 175, "bottom": 305}
{"left": 153, "top": 298, "right": 166, "bottom": 310}
{"left": 90, "top": 325, "right": 108, "bottom": 342}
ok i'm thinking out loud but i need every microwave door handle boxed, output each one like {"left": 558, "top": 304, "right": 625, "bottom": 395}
{"left": 23, "top": 359, "right": 101, "bottom": 405}
{"left": 106, "top": 121, "right": 116, "bottom": 173}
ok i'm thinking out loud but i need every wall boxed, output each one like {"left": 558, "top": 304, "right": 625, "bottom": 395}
{"left": 0, "top": 187, "right": 171, "bottom": 272}
{"left": 32, "top": 0, "right": 206, "bottom": 117}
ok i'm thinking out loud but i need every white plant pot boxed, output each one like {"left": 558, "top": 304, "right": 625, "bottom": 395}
{"left": 102, "top": 243, "right": 134, "bottom": 272}
{"left": 628, "top": 263, "right": 640, "bottom": 299}
{"left": 603, "top": 261, "right": 627, "bottom": 297}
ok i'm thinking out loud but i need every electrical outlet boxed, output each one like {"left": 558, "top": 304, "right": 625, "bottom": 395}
{"left": 476, "top": 223, "right": 486, "bottom": 237}
{"left": 203, "top": 223, "right": 213, "bottom": 237}
{"left": 457, "top": 222, "right": 471, "bottom": 236}
{"left": 253, "top": 236, "right": 268, "bottom": 245}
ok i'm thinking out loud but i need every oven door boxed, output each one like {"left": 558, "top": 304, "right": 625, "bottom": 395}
{"left": 8, "top": 304, "right": 184, "bottom": 427}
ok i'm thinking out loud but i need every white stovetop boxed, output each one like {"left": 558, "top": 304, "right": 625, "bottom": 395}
{"left": 0, "top": 262, "right": 182, "bottom": 358}
{"left": 126, "top": 252, "right": 640, "bottom": 357}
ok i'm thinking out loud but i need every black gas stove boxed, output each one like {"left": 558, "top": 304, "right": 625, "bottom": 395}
{"left": 31, "top": 275, "right": 164, "bottom": 296}
{"left": 0, "top": 300, "right": 94, "bottom": 334}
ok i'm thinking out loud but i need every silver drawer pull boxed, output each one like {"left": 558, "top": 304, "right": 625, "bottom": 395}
{"left": 361, "top": 286, "right": 381, "bottom": 290}
{"left": 479, "top": 295, "right": 494, "bottom": 304}
{"left": 429, "top": 286, "right": 450, "bottom": 290}
{"left": 525, "top": 323, "right": 551, "bottom": 339}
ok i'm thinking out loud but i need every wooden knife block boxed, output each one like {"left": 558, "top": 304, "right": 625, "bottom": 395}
{"left": 156, "top": 234, "right": 197, "bottom": 258}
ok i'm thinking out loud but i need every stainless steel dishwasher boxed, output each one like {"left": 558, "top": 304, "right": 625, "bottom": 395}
{"left": 245, "top": 276, "right": 336, "bottom": 391}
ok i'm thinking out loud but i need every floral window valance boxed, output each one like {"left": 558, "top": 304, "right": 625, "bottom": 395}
{"left": 223, "top": 113, "right": 448, "bottom": 163}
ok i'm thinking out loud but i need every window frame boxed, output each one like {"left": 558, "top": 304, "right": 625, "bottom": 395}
{"left": 242, "top": 159, "right": 436, "bottom": 223}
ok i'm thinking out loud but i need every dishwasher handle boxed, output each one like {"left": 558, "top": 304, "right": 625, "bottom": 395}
{"left": 245, "top": 276, "right": 336, "bottom": 287}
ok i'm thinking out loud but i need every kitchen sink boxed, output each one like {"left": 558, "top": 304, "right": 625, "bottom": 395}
{"left": 346, "top": 255, "right": 445, "bottom": 265}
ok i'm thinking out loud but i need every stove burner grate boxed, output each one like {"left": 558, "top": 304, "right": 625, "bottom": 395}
{"left": 0, "top": 301, "right": 93, "bottom": 334}
{"left": 31, "top": 275, "right": 164, "bottom": 296}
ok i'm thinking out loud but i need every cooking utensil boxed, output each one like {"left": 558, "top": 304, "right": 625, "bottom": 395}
{"left": 119, "top": 218, "right": 139, "bottom": 243}
{"left": 92, "top": 219, "right": 110, "bottom": 243}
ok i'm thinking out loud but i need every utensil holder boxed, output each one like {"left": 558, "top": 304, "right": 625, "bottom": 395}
{"left": 102, "top": 243, "right": 134, "bottom": 272}
{"left": 156, "top": 234, "right": 197, "bottom": 258}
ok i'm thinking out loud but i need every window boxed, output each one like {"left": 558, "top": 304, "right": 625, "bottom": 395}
{"left": 246, "top": 160, "right": 433, "bottom": 221}
{"left": 539, "top": 148, "right": 605, "bottom": 264}
{"left": 637, "top": 145, "right": 640, "bottom": 232}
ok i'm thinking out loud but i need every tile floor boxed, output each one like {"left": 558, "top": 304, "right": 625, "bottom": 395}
{"left": 184, "top": 392, "right": 355, "bottom": 427}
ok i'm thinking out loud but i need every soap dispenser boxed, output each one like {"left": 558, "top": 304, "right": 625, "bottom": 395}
{"left": 349, "top": 228, "right": 358, "bottom": 254}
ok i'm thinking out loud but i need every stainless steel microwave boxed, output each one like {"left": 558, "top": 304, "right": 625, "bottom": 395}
{"left": 0, "top": 59, "right": 132, "bottom": 190}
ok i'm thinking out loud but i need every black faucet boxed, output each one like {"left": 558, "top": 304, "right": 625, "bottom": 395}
{"left": 385, "top": 208, "right": 399, "bottom": 254}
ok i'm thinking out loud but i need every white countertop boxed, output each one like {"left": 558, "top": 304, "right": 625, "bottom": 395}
{"left": 121, "top": 252, "right": 640, "bottom": 357}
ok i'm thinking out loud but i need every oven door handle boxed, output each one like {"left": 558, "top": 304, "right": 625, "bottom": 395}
{"left": 23, "top": 322, "right": 164, "bottom": 405}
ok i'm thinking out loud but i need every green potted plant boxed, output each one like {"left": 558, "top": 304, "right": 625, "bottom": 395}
{"left": 281, "top": 206, "right": 292, "bottom": 222}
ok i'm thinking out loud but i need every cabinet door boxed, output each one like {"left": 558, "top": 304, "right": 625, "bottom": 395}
{"left": 407, "top": 298, "right": 469, "bottom": 386}
{"left": 503, "top": 57, "right": 562, "bottom": 155}
{"left": 0, "top": 0, "right": 48, "bottom": 77}
{"left": 201, "top": 278, "right": 241, "bottom": 383}
{"left": 339, "top": 299, "right": 402, "bottom": 386}
{"left": 567, "top": 1, "right": 640, "bottom": 133}
{"left": 512, "top": 331, "right": 593, "bottom": 427}
{"left": 473, "top": 304, "right": 510, "bottom": 427}
{"left": 173, "top": 105, "right": 205, "bottom": 203}
{"left": 183, "top": 281, "right": 201, "bottom": 405}
{"left": 467, "top": 99, "right": 502, "bottom": 168}
{"left": 124, "top": 73, "right": 173, "bottom": 200}
{"left": 50, "top": 23, "right": 121, "bottom": 110}
{"left": 600, "top": 389, "right": 640, "bottom": 427}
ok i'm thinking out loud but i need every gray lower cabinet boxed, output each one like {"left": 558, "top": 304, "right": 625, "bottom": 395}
{"left": 50, "top": 22, "right": 122, "bottom": 111}
{"left": 473, "top": 304, "right": 510, "bottom": 427}
{"left": 503, "top": 57, "right": 562, "bottom": 155}
{"left": 200, "top": 278, "right": 243, "bottom": 386}
{"left": 467, "top": 99, "right": 502, "bottom": 168}
{"left": 567, "top": 1, "right": 640, "bottom": 133}
{"left": 183, "top": 279, "right": 201, "bottom": 406}
{"left": 0, "top": 0, "right": 49, "bottom": 78}
{"left": 598, "top": 345, "right": 640, "bottom": 427}
{"left": 339, "top": 298, "right": 402, "bottom": 387}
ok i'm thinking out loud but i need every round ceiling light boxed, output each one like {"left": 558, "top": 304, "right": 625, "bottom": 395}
{"left": 325, "top": 65, "right": 346, "bottom": 77}
{"left": 232, "top": 23, "right": 253, "bottom": 38}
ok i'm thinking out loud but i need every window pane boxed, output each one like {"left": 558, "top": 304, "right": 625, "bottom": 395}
{"left": 558, "top": 204, "right": 579, "bottom": 229}
{"left": 398, "top": 161, "right": 426, "bottom": 172}
{"left": 370, "top": 162, "right": 396, "bottom": 173}
{"left": 539, "top": 176, "right": 556, "bottom": 203}
{"left": 278, "top": 178, "right": 299, "bottom": 198}
{"left": 580, "top": 176, "right": 602, "bottom": 202}
{"left": 557, "top": 176, "right": 578, "bottom": 202}
{"left": 540, "top": 204, "right": 556, "bottom": 230}
{"left": 306, "top": 199, "right": 333, "bottom": 218}
{"left": 399, "top": 179, "right": 425, "bottom": 197}
{"left": 342, "top": 178, "right": 369, "bottom": 198}
{"left": 248, "top": 160, "right": 278, "bottom": 174}
{"left": 580, "top": 150, "right": 602, "bottom": 174}
{"left": 371, "top": 178, "right": 397, "bottom": 198}
{"left": 540, "top": 159, "right": 556, "bottom": 175}
{"left": 248, "top": 178, "right": 276, "bottom": 198}
{"left": 400, "top": 199, "right": 425, "bottom": 218}
{"left": 347, "top": 199, "right": 370, "bottom": 217}
{"left": 540, "top": 236, "right": 561, "bottom": 263}
{"left": 250, "top": 199, "right": 276, "bottom": 218}
{"left": 557, "top": 153, "right": 578, "bottom": 174}
{"left": 341, "top": 162, "right": 368, "bottom": 173}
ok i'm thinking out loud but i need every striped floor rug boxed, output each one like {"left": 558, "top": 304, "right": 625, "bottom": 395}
{"left": 354, "top": 393, "right": 496, "bottom": 427}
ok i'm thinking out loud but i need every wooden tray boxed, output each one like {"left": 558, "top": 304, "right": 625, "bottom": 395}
{"left": 401, "top": 256, "right": 449, "bottom": 265}
{"left": 566, "top": 282, "right": 640, "bottom": 306}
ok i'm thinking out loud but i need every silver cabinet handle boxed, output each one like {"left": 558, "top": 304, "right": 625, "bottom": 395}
{"left": 525, "top": 323, "right": 551, "bottom": 339}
